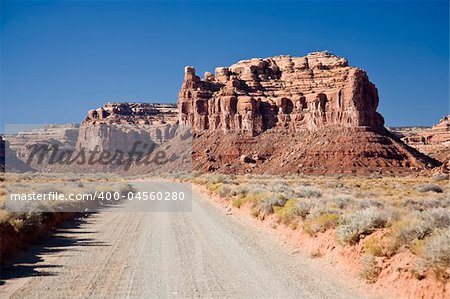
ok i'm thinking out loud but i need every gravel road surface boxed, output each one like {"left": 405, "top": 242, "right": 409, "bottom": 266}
{"left": 0, "top": 180, "right": 369, "bottom": 298}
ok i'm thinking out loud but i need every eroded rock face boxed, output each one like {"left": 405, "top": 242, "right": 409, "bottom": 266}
{"left": 0, "top": 136, "right": 35, "bottom": 172}
{"left": 79, "top": 103, "right": 180, "bottom": 152}
{"left": 179, "top": 51, "right": 384, "bottom": 135}
{"left": 85, "top": 102, "right": 178, "bottom": 125}
{"left": 5, "top": 124, "right": 80, "bottom": 165}
{"left": 391, "top": 116, "right": 450, "bottom": 163}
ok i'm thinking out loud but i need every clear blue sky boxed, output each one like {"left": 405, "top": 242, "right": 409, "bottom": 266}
{"left": 1, "top": 0, "right": 448, "bottom": 130}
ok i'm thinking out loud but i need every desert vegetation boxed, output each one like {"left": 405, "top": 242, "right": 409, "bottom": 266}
{"left": 188, "top": 173, "right": 450, "bottom": 284}
{"left": 0, "top": 172, "right": 134, "bottom": 260}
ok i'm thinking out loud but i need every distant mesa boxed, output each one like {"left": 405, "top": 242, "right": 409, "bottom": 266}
{"left": 0, "top": 136, "right": 35, "bottom": 172}
{"left": 85, "top": 102, "right": 178, "bottom": 125}
{"left": 390, "top": 116, "right": 450, "bottom": 164}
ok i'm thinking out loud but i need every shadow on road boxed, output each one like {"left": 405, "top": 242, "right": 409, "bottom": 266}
{"left": 0, "top": 214, "right": 109, "bottom": 285}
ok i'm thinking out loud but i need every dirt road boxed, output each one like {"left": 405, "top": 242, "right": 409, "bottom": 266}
{"left": 1, "top": 180, "right": 369, "bottom": 298}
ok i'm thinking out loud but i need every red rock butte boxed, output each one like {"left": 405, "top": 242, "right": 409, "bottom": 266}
{"left": 179, "top": 51, "right": 384, "bottom": 135}
{"left": 178, "top": 51, "right": 441, "bottom": 174}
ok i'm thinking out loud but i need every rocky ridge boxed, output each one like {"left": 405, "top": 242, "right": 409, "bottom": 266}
{"left": 85, "top": 102, "right": 178, "bottom": 125}
{"left": 79, "top": 102, "right": 181, "bottom": 152}
{"left": 6, "top": 124, "right": 79, "bottom": 162}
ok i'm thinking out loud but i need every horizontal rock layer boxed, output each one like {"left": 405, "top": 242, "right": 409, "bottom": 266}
{"left": 85, "top": 102, "right": 178, "bottom": 125}
{"left": 192, "top": 127, "right": 439, "bottom": 175}
{"left": 179, "top": 51, "right": 384, "bottom": 135}
{"left": 390, "top": 115, "right": 450, "bottom": 163}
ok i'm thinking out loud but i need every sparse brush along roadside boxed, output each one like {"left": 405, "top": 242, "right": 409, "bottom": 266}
{"left": 177, "top": 172, "right": 450, "bottom": 298}
{"left": 0, "top": 172, "right": 135, "bottom": 261}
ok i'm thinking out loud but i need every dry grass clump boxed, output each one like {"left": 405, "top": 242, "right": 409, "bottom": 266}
{"left": 274, "top": 199, "right": 298, "bottom": 225}
{"left": 421, "top": 228, "right": 450, "bottom": 280}
{"left": 360, "top": 254, "right": 381, "bottom": 282}
{"left": 363, "top": 235, "right": 384, "bottom": 257}
{"left": 303, "top": 212, "right": 340, "bottom": 236}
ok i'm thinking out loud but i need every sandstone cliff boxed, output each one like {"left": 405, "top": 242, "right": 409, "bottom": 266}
{"left": 390, "top": 116, "right": 450, "bottom": 163}
{"left": 6, "top": 124, "right": 79, "bottom": 163}
{"left": 78, "top": 102, "right": 180, "bottom": 152}
{"left": 179, "top": 51, "right": 384, "bottom": 136}
{"left": 0, "top": 136, "right": 35, "bottom": 172}
{"left": 85, "top": 102, "right": 178, "bottom": 125}
{"left": 179, "top": 52, "right": 440, "bottom": 174}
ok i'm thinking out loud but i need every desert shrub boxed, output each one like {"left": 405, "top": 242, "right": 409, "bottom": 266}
{"left": 205, "top": 173, "right": 229, "bottom": 184}
{"left": 21, "top": 211, "right": 44, "bottom": 229}
{"left": 193, "top": 173, "right": 229, "bottom": 186}
{"left": 258, "top": 194, "right": 288, "bottom": 215}
{"left": 0, "top": 209, "right": 10, "bottom": 225}
{"left": 266, "top": 193, "right": 288, "bottom": 207}
{"left": 296, "top": 186, "right": 322, "bottom": 198}
{"left": 387, "top": 218, "right": 430, "bottom": 254}
{"left": 303, "top": 213, "right": 340, "bottom": 236}
{"left": 336, "top": 207, "right": 390, "bottom": 244}
{"left": 231, "top": 185, "right": 249, "bottom": 197}
{"left": 325, "top": 181, "right": 345, "bottom": 188}
{"left": 247, "top": 183, "right": 269, "bottom": 195}
{"left": 422, "top": 228, "right": 450, "bottom": 279}
{"left": 232, "top": 183, "right": 267, "bottom": 198}
{"left": 420, "top": 208, "right": 450, "bottom": 229}
{"left": 218, "top": 185, "right": 233, "bottom": 198}
{"left": 357, "top": 199, "right": 384, "bottom": 209}
{"left": 118, "top": 183, "right": 135, "bottom": 195}
{"left": 404, "top": 198, "right": 450, "bottom": 211}
{"left": 327, "top": 195, "right": 355, "bottom": 209}
{"left": 232, "top": 197, "right": 247, "bottom": 208}
{"left": 363, "top": 235, "right": 384, "bottom": 257}
{"left": 206, "top": 182, "right": 222, "bottom": 193}
{"left": 417, "top": 183, "right": 443, "bottom": 193}
{"left": 275, "top": 199, "right": 298, "bottom": 224}
{"left": 271, "top": 181, "right": 294, "bottom": 198}
{"left": 307, "top": 202, "right": 340, "bottom": 218}
{"left": 360, "top": 254, "right": 381, "bottom": 282}
{"left": 432, "top": 172, "right": 449, "bottom": 182}
{"left": 293, "top": 200, "right": 313, "bottom": 219}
